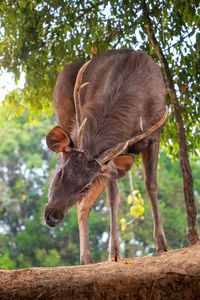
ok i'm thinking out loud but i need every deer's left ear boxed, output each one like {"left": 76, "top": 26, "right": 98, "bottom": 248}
{"left": 101, "top": 154, "right": 135, "bottom": 180}
{"left": 46, "top": 126, "right": 74, "bottom": 153}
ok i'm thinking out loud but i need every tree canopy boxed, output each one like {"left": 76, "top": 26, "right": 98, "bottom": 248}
{"left": 0, "top": 0, "right": 199, "bottom": 156}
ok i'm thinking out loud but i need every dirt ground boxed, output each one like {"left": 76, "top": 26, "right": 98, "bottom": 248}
{"left": 0, "top": 243, "right": 200, "bottom": 300}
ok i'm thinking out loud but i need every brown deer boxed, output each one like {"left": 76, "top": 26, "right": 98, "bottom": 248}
{"left": 44, "top": 49, "right": 168, "bottom": 264}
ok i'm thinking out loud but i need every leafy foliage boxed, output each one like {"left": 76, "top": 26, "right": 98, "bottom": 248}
{"left": 0, "top": 0, "right": 199, "bottom": 155}
{"left": 120, "top": 188, "right": 145, "bottom": 232}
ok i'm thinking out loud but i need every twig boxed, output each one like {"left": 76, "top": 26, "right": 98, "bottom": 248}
{"left": 164, "top": 27, "right": 198, "bottom": 52}
{"left": 77, "top": 1, "right": 105, "bottom": 20}
{"left": 125, "top": 217, "right": 136, "bottom": 226}
{"left": 128, "top": 170, "right": 134, "bottom": 198}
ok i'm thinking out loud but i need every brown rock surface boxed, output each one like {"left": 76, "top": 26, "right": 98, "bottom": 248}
{"left": 0, "top": 244, "right": 200, "bottom": 299}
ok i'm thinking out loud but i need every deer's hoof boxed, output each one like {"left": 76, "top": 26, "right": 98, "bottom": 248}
{"left": 157, "top": 247, "right": 168, "bottom": 255}
{"left": 80, "top": 255, "right": 94, "bottom": 265}
{"left": 109, "top": 254, "right": 121, "bottom": 262}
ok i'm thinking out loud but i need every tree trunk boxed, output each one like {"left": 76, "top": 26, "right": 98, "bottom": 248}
{"left": 0, "top": 244, "right": 200, "bottom": 299}
{"left": 142, "top": 0, "right": 199, "bottom": 245}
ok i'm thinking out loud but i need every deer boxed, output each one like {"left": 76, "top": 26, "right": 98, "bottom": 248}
{"left": 44, "top": 49, "right": 168, "bottom": 265}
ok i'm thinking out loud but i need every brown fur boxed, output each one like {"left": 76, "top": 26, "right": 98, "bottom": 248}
{"left": 55, "top": 50, "right": 166, "bottom": 157}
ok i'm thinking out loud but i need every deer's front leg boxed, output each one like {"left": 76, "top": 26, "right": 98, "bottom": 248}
{"left": 77, "top": 179, "right": 105, "bottom": 265}
{"left": 106, "top": 180, "right": 121, "bottom": 262}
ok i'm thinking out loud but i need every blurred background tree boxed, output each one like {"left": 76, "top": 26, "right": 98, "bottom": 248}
{"left": 0, "top": 0, "right": 199, "bottom": 268}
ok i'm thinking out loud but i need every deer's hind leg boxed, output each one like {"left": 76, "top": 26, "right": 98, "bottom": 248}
{"left": 106, "top": 180, "right": 121, "bottom": 262}
{"left": 141, "top": 137, "right": 168, "bottom": 254}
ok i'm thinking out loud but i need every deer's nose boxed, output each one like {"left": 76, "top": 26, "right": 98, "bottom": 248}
{"left": 45, "top": 210, "right": 62, "bottom": 227}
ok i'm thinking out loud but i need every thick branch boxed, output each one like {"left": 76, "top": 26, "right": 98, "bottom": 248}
{"left": 0, "top": 244, "right": 200, "bottom": 299}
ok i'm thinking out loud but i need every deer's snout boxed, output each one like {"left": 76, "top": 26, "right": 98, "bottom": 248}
{"left": 44, "top": 208, "right": 63, "bottom": 228}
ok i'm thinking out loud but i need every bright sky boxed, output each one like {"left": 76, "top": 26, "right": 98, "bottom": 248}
{"left": 0, "top": 71, "right": 25, "bottom": 103}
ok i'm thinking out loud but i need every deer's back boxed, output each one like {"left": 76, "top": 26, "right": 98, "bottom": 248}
{"left": 79, "top": 50, "right": 166, "bottom": 156}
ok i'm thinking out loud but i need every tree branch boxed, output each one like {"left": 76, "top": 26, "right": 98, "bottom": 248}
{"left": 141, "top": 0, "right": 199, "bottom": 245}
{"left": 1, "top": 244, "right": 200, "bottom": 299}
{"left": 164, "top": 27, "right": 198, "bottom": 52}
{"left": 77, "top": 1, "right": 105, "bottom": 20}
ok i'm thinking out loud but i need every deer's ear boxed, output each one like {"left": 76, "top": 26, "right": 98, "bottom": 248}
{"left": 113, "top": 154, "right": 135, "bottom": 173}
{"left": 46, "top": 126, "right": 74, "bottom": 153}
{"left": 101, "top": 154, "right": 135, "bottom": 180}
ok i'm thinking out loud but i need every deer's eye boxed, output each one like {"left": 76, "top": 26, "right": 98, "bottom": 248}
{"left": 81, "top": 184, "right": 91, "bottom": 193}
{"left": 57, "top": 168, "right": 63, "bottom": 178}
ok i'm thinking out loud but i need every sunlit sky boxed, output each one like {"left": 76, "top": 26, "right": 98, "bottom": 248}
{"left": 0, "top": 71, "right": 25, "bottom": 103}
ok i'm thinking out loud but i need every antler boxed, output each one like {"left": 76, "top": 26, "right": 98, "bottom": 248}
{"left": 73, "top": 60, "right": 91, "bottom": 149}
{"left": 74, "top": 60, "right": 91, "bottom": 129}
{"left": 76, "top": 117, "right": 87, "bottom": 149}
{"left": 97, "top": 107, "right": 168, "bottom": 164}
{"left": 96, "top": 141, "right": 129, "bottom": 165}
{"left": 128, "top": 107, "right": 168, "bottom": 145}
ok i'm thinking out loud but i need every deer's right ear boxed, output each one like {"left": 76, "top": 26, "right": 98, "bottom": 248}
{"left": 46, "top": 126, "right": 74, "bottom": 153}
